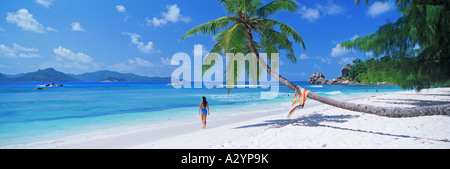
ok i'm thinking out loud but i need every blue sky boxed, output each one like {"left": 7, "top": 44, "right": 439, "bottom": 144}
{"left": 0, "top": 0, "right": 401, "bottom": 81}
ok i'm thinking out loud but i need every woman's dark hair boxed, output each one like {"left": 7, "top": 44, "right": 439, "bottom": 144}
{"left": 202, "top": 96, "right": 207, "bottom": 108}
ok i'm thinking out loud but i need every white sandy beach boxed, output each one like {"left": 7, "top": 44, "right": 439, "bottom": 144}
{"left": 33, "top": 88, "right": 450, "bottom": 149}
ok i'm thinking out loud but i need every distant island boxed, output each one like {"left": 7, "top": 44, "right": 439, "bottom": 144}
{"left": 97, "top": 76, "right": 127, "bottom": 82}
{"left": 0, "top": 68, "right": 170, "bottom": 82}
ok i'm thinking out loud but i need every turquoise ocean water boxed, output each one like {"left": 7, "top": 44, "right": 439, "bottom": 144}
{"left": 0, "top": 82, "right": 407, "bottom": 148}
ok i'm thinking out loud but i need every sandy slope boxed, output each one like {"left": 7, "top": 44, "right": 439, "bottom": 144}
{"left": 132, "top": 88, "right": 450, "bottom": 149}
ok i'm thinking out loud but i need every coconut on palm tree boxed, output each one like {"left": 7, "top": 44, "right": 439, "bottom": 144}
{"left": 180, "top": 0, "right": 449, "bottom": 117}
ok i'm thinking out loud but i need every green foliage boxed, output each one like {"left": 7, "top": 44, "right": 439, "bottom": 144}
{"left": 180, "top": 0, "right": 305, "bottom": 92}
{"left": 348, "top": 56, "right": 397, "bottom": 84}
{"left": 342, "top": 0, "right": 450, "bottom": 90}
{"left": 348, "top": 59, "right": 366, "bottom": 82}
{"left": 180, "top": 16, "right": 235, "bottom": 41}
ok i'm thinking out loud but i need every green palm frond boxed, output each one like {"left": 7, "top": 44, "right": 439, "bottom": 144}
{"left": 260, "top": 28, "right": 296, "bottom": 63}
{"left": 218, "top": 0, "right": 242, "bottom": 15}
{"left": 355, "top": 0, "right": 370, "bottom": 5}
{"left": 180, "top": 16, "right": 235, "bottom": 41}
{"left": 210, "top": 42, "right": 224, "bottom": 54}
{"left": 202, "top": 38, "right": 261, "bottom": 78}
{"left": 218, "top": 0, "right": 256, "bottom": 17}
{"left": 257, "top": 0, "right": 299, "bottom": 18}
{"left": 214, "top": 23, "right": 248, "bottom": 51}
{"left": 251, "top": 1, "right": 265, "bottom": 10}
{"left": 259, "top": 19, "right": 306, "bottom": 50}
{"left": 355, "top": 0, "right": 418, "bottom": 6}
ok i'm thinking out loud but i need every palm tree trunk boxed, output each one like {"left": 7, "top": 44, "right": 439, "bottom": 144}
{"left": 244, "top": 28, "right": 450, "bottom": 118}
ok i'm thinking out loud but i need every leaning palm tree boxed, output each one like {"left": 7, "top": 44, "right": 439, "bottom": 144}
{"left": 180, "top": 0, "right": 449, "bottom": 117}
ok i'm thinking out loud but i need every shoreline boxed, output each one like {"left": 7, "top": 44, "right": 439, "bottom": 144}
{"left": 27, "top": 99, "right": 319, "bottom": 149}
{"left": 135, "top": 88, "right": 450, "bottom": 149}
{"left": 27, "top": 91, "right": 366, "bottom": 149}
{"left": 26, "top": 88, "right": 450, "bottom": 149}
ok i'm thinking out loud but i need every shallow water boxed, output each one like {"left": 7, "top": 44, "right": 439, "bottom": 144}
{"left": 0, "top": 82, "right": 407, "bottom": 148}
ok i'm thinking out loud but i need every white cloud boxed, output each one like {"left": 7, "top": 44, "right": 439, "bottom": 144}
{"left": 46, "top": 26, "right": 57, "bottom": 32}
{"left": 339, "top": 57, "right": 356, "bottom": 65}
{"left": 122, "top": 32, "right": 159, "bottom": 54}
{"left": 320, "top": 57, "right": 333, "bottom": 64}
{"left": 128, "top": 57, "right": 154, "bottom": 67}
{"left": 13, "top": 43, "right": 39, "bottom": 52}
{"left": 313, "top": 64, "right": 321, "bottom": 70}
{"left": 299, "top": 53, "right": 310, "bottom": 60}
{"left": 299, "top": 1, "right": 345, "bottom": 22}
{"left": 299, "top": 54, "right": 333, "bottom": 64}
{"left": 19, "top": 53, "right": 41, "bottom": 58}
{"left": 367, "top": 1, "right": 394, "bottom": 17}
{"left": 53, "top": 46, "right": 93, "bottom": 63}
{"left": 161, "top": 57, "right": 171, "bottom": 65}
{"left": 71, "top": 22, "right": 86, "bottom": 32}
{"left": 0, "top": 43, "right": 41, "bottom": 58}
{"left": 115, "top": 5, "right": 130, "bottom": 22}
{"left": 299, "top": 6, "right": 320, "bottom": 22}
{"left": 331, "top": 44, "right": 351, "bottom": 57}
{"left": 110, "top": 57, "right": 155, "bottom": 72}
{"left": 109, "top": 62, "right": 131, "bottom": 72}
{"left": 36, "top": 0, "right": 54, "bottom": 8}
{"left": 0, "top": 44, "right": 16, "bottom": 57}
{"left": 282, "top": 71, "right": 307, "bottom": 77}
{"left": 316, "top": 1, "right": 345, "bottom": 15}
{"left": 40, "top": 46, "right": 100, "bottom": 71}
{"left": 146, "top": 4, "right": 191, "bottom": 27}
{"left": 146, "top": 17, "right": 165, "bottom": 27}
{"left": 164, "top": 4, "right": 191, "bottom": 23}
{"left": 6, "top": 9, "right": 45, "bottom": 33}
{"left": 350, "top": 34, "right": 360, "bottom": 41}
{"left": 116, "top": 5, "right": 126, "bottom": 13}
{"left": 109, "top": 62, "right": 130, "bottom": 72}
{"left": 0, "top": 64, "right": 11, "bottom": 69}
{"left": 39, "top": 60, "right": 99, "bottom": 71}
{"left": 325, "top": 3, "right": 344, "bottom": 15}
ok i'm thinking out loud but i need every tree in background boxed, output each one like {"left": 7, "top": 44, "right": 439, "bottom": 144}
{"left": 342, "top": 0, "right": 450, "bottom": 90}
{"left": 348, "top": 56, "right": 397, "bottom": 84}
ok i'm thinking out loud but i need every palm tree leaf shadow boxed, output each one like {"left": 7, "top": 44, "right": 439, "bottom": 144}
{"left": 234, "top": 113, "right": 450, "bottom": 143}
{"left": 234, "top": 114, "right": 357, "bottom": 129}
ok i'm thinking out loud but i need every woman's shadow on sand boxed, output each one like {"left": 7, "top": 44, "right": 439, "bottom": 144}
{"left": 234, "top": 113, "right": 449, "bottom": 143}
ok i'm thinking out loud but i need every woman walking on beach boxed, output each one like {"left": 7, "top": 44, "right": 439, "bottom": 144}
{"left": 199, "top": 96, "right": 210, "bottom": 129}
